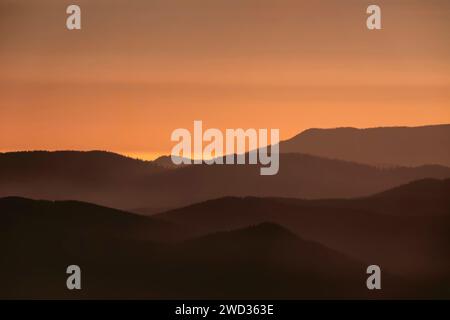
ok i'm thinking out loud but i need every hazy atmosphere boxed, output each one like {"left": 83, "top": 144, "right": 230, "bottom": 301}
{"left": 1, "top": 0, "right": 449, "bottom": 159}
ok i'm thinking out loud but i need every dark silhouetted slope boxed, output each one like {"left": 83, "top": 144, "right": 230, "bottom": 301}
{"left": 275, "top": 178, "right": 450, "bottom": 217}
{"left": 0, "top": 197, "right": 180, "bottom": 299}
{"left": 158, "top": 223, "right": 396, "bottom": 299}
{"left": 1, "top": 151, "right": 450, "bottom": 210}
{"left": 0, "top": 196, "right": 178, "bottom": 243}
{"left": 0, "top": 196, "right": 412, "bottom": 299}
{"left": 0, "top": 151, "right": 167, "bottom": 209}
{"left": 155, "top": 179, "right": 450, "bottom": 280}
{"left": 344, "top": 178, "right": 450, "bottom": 216}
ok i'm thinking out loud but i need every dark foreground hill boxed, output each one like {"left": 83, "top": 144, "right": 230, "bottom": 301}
{"left": 281, "top": 124, "right": 450, "bottom": 167}
{"left": 2, "top": 151, "right": 450, "bottom": 210}
{"left": 155, "top": 179, "right": 450, "bottom": 281}
{"left": 0, "top": 197, "right": 428, "bottom": 299}
{"left": 154, "top": 223, "right": 404, "bottom": 299}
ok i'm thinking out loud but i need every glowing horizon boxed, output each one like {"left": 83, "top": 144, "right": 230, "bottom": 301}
{"left": 1, "top": 1, "right": 449, "bottom": 156}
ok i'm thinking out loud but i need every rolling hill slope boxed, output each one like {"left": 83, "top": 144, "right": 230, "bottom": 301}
{"left": 155, "top": 179, "right": 450, "bottom": 278}
{"left": 0, "top": 196, "right": 411, "bottom": 299}
{"left": 1, "top": 151, "right": 449, "bottom": 210}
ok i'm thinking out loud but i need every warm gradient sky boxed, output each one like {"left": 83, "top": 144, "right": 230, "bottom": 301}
{"left": 1, "top": 0, "right": 449, "bottom": 159}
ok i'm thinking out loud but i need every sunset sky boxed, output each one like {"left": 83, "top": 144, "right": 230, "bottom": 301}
{"left": 1, "top": 0, "right": 449, "bottom": 159}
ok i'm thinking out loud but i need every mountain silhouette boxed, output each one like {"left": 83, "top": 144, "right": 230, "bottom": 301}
{"left": 155, "top": 179, "right": 450, "bottom": 281}
{"left": 281, "top": 124, "right": 450, "bottom": 167}
{"left": 0, "top": 197, "right": 415, "bottom": 299}
{"left": 160, "top": 223, "right": 403, "bottom": 299}
{"left": 0, "top": 151, "right": 167, "bottom": 209}
{"left": 0, "top": 196, "right": 178, "bottom": 243}
{"left": 1, "top": 151, "right": 450, "bottom": 210}
{"left": 273, "top": 178, "right": 450, "bottom": 217}
{"left": 339, "top": 178, "right": 450, "bottom": 216}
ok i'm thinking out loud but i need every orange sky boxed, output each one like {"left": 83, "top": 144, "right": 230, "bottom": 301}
{"left": 1, "top": 0, "right": 449, "bottom": 159}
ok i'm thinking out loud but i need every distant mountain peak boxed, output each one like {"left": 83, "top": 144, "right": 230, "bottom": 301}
{"left": 282, "top": 124, "right": 450, "bottom": 167}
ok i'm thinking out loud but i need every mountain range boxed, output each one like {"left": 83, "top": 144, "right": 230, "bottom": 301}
{"left": 281, "top": 124, "right": 450, "bottom": 167}
{"left": 1, "top": 178, "right": 449, "bottom": 298}
{"left": 1, "top": 124, "right": 449, "bottom": 298}
{"left": 154, "top": 178, "right": 450, "bottom": 276}
{"left": 1, "top": 151, "right": 449, "bottom": 211}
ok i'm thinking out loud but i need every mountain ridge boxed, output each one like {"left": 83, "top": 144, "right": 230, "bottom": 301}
{"left": 0, "top": 197, "right": 415, "bottom": 299}
{"left": 281, "top": 124, "right": 450, "bottom": 167}
{"left": 154, "top": 178, "right": 450, "bottom": 277}
{"left": 1, "top": 151, "right": 449, "bottom": 210}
